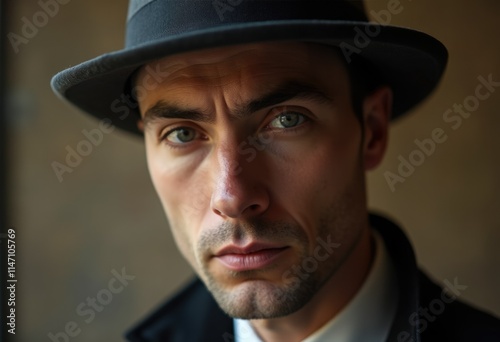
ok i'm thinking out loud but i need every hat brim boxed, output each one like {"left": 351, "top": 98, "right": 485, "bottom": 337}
{"left": 51, "top": 20, "right": 448, "bottom": 136}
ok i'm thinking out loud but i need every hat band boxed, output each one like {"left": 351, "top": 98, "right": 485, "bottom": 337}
{"left": 125, "top": 0, "right": 368, "bottom": 48}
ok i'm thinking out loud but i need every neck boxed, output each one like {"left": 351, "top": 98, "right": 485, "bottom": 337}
{"left": 250, "top": 225, "right": 374, "bottom": 342}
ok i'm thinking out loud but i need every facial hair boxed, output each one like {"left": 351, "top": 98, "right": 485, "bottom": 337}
{"left": 195, "top": 187, "right": 365, "bottom": 320}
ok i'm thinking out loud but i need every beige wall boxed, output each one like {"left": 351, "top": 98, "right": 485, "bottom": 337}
{"left": 7, "top": 0, "right": 500, "bottom": 340}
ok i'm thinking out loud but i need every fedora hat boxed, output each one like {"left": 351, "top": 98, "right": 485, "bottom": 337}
{"left": 51, "top": 0, "right": 448, "bottom": 136}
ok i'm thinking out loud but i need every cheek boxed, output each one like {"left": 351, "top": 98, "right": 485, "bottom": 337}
{"left": 266, "top": 116, "right": 362, "bottom": 224}
{"left": 145, "top": 145, "right": 211, "bottom": 265}
{"left": 146, "top": 139, "right": 210, "bottom": 217}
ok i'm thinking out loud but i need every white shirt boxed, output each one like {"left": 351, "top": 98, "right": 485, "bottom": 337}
{"left": 234, "top": 231, "right": 398, "bottom": 342}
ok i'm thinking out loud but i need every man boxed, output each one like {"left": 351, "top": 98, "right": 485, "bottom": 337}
{"left": 51, "top": 0, "right": 500, "bottom": 341}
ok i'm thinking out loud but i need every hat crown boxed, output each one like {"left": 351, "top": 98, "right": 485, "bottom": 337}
{"left": 125, "top": 0, "right": 368, "bottom": 48}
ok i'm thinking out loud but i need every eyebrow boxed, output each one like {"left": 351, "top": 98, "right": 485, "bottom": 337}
{"left": 142, "top": 81, "right": 332, "bottom": 128}
{"left": 143, "top": 104, "right": 212, "bottom": 127}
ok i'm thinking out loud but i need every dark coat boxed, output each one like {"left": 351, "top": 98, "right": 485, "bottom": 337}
{"left": 126, "top": 215, "right": 500, "bottom": 341}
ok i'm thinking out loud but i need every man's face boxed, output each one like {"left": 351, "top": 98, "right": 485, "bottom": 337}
{"left": 135, "top": 42, "right": 379, "bottom": 319}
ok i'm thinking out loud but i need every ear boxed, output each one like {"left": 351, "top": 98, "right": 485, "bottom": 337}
{"left": 137, "top": 119, "right": 145, "bottom": 133}
{"left": 362, "top": 86, "right": 392, "bottom": 171}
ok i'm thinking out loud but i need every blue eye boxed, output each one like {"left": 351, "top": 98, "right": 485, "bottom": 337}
{"left": 269, "top": 112, "right": 306, "bottom": 129}
{"left": 164, "top": 127, "right": 197, "bottom": 144}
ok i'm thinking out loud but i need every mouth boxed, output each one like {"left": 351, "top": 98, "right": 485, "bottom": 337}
{"left": 214, "top": 243, "right": 289, "bottom": 272}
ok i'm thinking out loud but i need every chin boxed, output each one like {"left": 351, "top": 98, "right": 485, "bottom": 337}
{"left": 206, "top": 275, "right": 320, "bottom": 319}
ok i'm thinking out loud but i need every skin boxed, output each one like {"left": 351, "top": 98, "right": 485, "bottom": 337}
{"left": 135, "top": 42, "right": 392, "bottom": 342}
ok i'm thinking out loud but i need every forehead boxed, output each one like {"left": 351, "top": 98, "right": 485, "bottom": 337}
{"left": 135, "top": 42, "right": 349, "bottom": 110}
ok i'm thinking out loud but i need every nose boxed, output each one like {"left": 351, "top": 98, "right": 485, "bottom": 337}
{"left": 210, "top": 140, "right": 270, "bottom": 220}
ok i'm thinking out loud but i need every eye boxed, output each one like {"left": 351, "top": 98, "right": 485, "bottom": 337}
{"left": 268, "top": 111, "right": 306, "bottom": 129}
{"left": 163, "top": 127, "right": 198, "bottom": 144}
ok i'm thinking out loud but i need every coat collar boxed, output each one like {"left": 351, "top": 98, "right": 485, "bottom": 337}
{"left": 370, "top": 214, "right": 421, "bottom": 342}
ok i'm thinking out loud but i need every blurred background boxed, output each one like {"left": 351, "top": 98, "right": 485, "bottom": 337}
{"left": 5, "top": 0, "right": 500, "bottom": 340}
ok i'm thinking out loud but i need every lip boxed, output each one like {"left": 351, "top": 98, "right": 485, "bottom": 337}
{"left": 214, "top": 243, "right": 289, "bottom": 271}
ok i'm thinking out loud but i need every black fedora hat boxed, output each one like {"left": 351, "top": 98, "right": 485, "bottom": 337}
{"left": 51, "top": 0, "right": 448, "bottom": 136}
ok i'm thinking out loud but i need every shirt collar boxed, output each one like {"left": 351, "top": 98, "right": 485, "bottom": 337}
{"left": 234, "top": 230, "right": 398, "bottom": 342}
